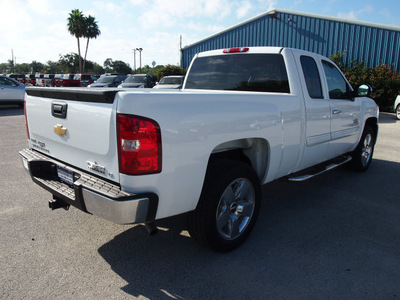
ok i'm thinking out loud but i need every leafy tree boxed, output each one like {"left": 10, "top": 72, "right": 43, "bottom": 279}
{"left": 45, "top": 61, "right": 61, "bottom": 74}
{"left": 331, "top": 51, "right": 400, "bottom": 111}
{"left": 103, "top": 58, "right": 113, "bottom": 73}
{"left": 91, "top": 62, "right": 105, "bottom": 75}
{"left": 30, "top": 61, "right": 44, "bottom": 73}
{"left": 0, "top": 63, "right": 10, "bottom": 73}
{"left": 67, "top": 9, "right": 85, "bottom": 73}
{"left": 15, "top": 63, "right": 31, "bottom": 74}
{"left": 134, "top": 64, "right": 152, "bottom": 74}
{"left": 103, "top": 58, "right": 131, "bottom": 74}
{"left": 112, "top": 60, "right": 132, "bottom": 74}
{"left": 155, "top": 65, "right": 186, "bottom": 80}
{"left": 59, "top": 53, "right": 80, "bottom": 73}
{"left": 83, "top": 15, "right": 101, "bottom": 73}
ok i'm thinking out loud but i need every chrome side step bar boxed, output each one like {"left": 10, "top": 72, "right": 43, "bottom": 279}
{"left": 287, "top": 155, "right": 352, "bottom": 182}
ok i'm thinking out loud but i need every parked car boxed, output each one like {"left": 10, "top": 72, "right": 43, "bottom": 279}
{"left": 24, "top": 74, "right": 36, "bottom": 86}
{"left": 54, "top": 74, "right": 63, "bottom": 86}
{"left": 88, "top": 74, "right": 127, "bottom": 88}
{"left": 0, "top": 75, "right": 25, "bottom": 106}
{"left": 74, "top": 74, "right": 96, "bottom": 87}
{"left": 8, "top": 74, "right": 26, "bottom": 84}
{"left": 36, "top": 74, "right": 56, "bottom": 87}
{"left": 55, "top": 74, "right": 79, "bottom": 87}
{"left": 35, "top": 73, "right": 44, "bottom": 85}
{"left": 394, "top": 95, "right": 400, "bottom": 120}
{"left": 153, "top": 75, "right": 185, "bottom": 89}
{"left": 118, "top": 74, "right": 157, "bottom": 88}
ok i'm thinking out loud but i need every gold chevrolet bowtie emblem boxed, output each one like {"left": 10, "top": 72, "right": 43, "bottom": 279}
{"left": 54, "top": 124, "right": 67, "bottom": 136}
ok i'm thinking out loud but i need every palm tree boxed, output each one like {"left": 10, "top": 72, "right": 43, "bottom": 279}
{"left": 83, "top": 15, "right": 101, "bottom": 73}
{"left": 67, "top": 9, "right": 85, "bottom": 74}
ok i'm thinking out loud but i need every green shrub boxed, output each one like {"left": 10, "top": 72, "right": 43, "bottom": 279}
{"left": 331, "top": 51, "right": 400, "bottom": 111}
{"left": 154, "top": 65, "right": 186, "bottom": 80}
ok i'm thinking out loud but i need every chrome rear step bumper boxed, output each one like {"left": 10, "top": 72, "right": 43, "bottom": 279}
{"left": 19, "top": 148, "right": 158, "bottom": 224}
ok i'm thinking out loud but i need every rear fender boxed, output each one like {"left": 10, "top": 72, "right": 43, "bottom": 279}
{"left": 209, "top": 138, "right": 270, "bottom": 182}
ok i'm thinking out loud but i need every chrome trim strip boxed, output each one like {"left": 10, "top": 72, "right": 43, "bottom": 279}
{"left": 306, "top": 133, "right": 331, "bottom": 147}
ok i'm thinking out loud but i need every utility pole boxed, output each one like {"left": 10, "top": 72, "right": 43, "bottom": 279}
{"left": 179, "top": 35, "right": 182, "bottom": 67}
{"left": 11, "top": 49, "right": 15, "bottom": 73}
{"left": 132, "top": 49, "right": 137, "bottom": 72}
{"left": 136, "top": 48, "right": 143, "bottom": 72}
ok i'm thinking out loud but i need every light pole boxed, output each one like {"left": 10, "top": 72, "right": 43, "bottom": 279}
{"left": 136, "top": 48, "right": 143, "bottom": 72}
{"left": 132, "top": 49, "right": 137, "bottom": 71}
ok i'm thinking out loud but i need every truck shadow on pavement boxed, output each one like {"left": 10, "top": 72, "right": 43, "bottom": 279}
{"left": 378, "top": 112, "right": 398, "bottom": 124}
{"left": 98, "top": 159, "right": 400, "bottom": 300}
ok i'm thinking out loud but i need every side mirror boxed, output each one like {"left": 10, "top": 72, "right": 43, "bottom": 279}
{"left": 357, "top": 84, "right": 373, "bottom": 97}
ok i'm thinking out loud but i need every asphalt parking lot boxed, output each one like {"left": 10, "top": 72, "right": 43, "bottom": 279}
{"left": 1, "top": 106, "right": 399, "bottom": 300}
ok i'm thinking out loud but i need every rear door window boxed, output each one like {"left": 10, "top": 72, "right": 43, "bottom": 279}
{"left": 300, "top": 56, "right": 323, "bottom": 99}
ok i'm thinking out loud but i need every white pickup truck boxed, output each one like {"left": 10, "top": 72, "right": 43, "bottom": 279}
{"left": 20, "top": 47, "right": 379, "bottom": 251}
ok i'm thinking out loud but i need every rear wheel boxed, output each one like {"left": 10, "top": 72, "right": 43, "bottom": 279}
{"left": 188, "top": 160, "right": 261, "bottom": 252}
{"left": 351, "top": 126, "right": 376, "bottom": 172}
{"left": 396, "top": 104, "right": 400, "bottom": 120}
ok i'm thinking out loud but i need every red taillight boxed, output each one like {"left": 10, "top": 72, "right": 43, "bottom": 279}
{"left": 117, "top": 114, "right": 162, "bottom": 175}
{"left": 223, "top": 47, "right": 249, "bottom": 53}
{"left": 24, "top": 101, "right": 30, "bottom": 140}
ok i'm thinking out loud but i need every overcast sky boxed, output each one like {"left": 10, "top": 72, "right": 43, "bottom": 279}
{"left": 1, "top": 0, "right": 399, "bottom": 68}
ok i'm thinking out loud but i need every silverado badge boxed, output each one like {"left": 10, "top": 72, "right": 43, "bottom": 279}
{"left": 54, "top": 124, "right": 67, "bottom": 137}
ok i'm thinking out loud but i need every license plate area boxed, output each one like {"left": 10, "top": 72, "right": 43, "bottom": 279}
{"left": 57, "top": 166, "right": 74, "bottom": 186}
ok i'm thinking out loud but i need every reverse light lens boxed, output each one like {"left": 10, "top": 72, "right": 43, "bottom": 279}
{"left": 122, "top": 139, "right": 140, "bottom": 151}
{"left": 117, "top": 114, "right": 162, "bottom": 175}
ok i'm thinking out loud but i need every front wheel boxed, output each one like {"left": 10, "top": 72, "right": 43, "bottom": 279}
{"left": 187, "top": 160, "right": 261, "bottom": 252}
{"left": 396, "top": 104, "right": 400, "bottom": 120}
{"left": 350, "top": 126, "right": 376, "bottom": 172}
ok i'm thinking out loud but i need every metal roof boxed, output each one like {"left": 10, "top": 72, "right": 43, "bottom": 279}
{"left": 181, "top": 8, "right": 400, "bottom": 71}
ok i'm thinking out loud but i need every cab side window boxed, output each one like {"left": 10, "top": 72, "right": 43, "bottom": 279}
{"left": 322, "top": 60, "right": 352, "bottom": 100}
{"left": 300, "top": 56, "right": 323, "bottom": 99}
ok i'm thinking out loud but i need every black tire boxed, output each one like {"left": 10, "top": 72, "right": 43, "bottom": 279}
{"left": 187, "top": 159, "right": 261, "bottom": 252}
{"left": 350, "top": 125, "right": 376, "bottom": 172}
{"left": 396, "top": 104, "right": 400, "bottom": 120}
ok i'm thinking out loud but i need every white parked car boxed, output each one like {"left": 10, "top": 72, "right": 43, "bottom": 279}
{"left": 153, "top": 75, "right": 185, "bottom": 89}
{"left": 394, "top": 95, "right": 400, "bottom": 120}
{"left": 0, "top": 75, "right": 25, "bottom": 107}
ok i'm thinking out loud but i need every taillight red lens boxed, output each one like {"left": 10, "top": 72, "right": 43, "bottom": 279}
{"left": 117, "top": 114, "right": 162, "bottom": 175}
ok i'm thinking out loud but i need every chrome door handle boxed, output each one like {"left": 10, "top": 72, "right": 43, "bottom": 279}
{"left": 332, "top": 109, "right": 342, "bottom": 115}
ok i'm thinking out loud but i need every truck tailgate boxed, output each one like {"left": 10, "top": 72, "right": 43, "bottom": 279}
{"left": 25, "top": 87, "right": 120, "bottom": 183}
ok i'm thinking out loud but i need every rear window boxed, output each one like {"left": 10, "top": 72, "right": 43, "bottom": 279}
{"left": 185, "top": 54, "right": 290, "bottom": 93}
